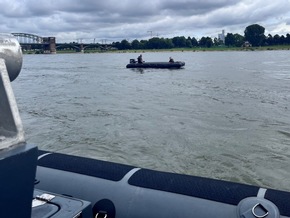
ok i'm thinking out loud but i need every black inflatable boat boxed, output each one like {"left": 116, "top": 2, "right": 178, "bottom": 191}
{"left": 126, "top": 59, "right": 185, "bottom": 69}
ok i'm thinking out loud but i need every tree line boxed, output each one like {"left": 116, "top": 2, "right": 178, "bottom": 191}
{"left": 112, "top": 24, "right": 290, "bottom": 50}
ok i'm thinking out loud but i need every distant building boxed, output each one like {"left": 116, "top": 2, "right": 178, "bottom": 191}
{"left": 242, "top": 41, "right": 252, "bottom": 47}
{"left": 218, "top": 30, "right": 225, "bottom": 43}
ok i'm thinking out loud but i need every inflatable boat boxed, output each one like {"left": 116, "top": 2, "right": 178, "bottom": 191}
{"left": 126, "top": 59, "right": 185, "bottom": 69}
{"left": 1, "top": 34, "right": 290, "bottom": 218}
{"left": 35, "top": 149, "right": 290, "bottom": 218}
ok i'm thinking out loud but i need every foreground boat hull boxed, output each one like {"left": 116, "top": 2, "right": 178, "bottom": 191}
{"left": 126, "top": 61, "right": 185, "bottom": 69}
{"left": 35, "top": 150, "right": 290, "bottom": 218}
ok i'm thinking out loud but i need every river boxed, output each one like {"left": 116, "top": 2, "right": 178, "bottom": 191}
{"left": 12, "top": 50, "right": 290, "bottom": 192}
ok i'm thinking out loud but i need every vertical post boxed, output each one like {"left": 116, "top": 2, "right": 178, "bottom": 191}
{"left": 49, "top": 37, "right": 56, "bottom": 54}
{"left": 0, "top": 34, "right": 38, "bottom": 217}
{"left": 80, "top": 43, "right": 84, "bottom": 53}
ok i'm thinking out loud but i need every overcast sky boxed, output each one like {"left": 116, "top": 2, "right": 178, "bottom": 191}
{"left": 1, "top": 0, "right": 290, "bottom": 43}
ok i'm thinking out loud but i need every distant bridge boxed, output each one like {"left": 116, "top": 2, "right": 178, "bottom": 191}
{"left": 12, "top": 33, "right": 44, "bottom": 43}
{"left": 11, "top": 33, "right": 113, "bottom": 54}
{"left": 12, "top": 33, "right": 56, "bottom": 54}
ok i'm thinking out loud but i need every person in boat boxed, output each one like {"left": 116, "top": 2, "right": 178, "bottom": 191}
{"left": 169, "top": 57, "right": 174, "bottom": 63}
{"left": 137, "top": 54, "right": 144, "bottom": 63}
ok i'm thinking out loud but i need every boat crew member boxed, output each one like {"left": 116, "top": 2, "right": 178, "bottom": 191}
{"left": 169, "top": 57, "right": 174, "bottom": 63}
{"left": 137, "top": 54, "right": 143, "bottom": 63}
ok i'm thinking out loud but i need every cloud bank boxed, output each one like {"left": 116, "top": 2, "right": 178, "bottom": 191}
{"left": 1, "top": 0, "right": 290, "bottom": 43}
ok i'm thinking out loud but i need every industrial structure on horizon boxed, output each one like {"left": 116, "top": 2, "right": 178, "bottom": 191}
{"left": 218, "top": 30, "right": 225, "bottom": 43}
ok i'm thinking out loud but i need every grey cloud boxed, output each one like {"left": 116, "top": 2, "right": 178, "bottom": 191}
{"left": 1, "top": 0, "right": 290, "bottom": 41}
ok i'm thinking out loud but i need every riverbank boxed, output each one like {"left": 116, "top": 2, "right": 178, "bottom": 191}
{"left": 123, "top": 45, "right": 290, "bottom": 53}
{"left": 22, "top": 45, "right": 290, "bottom": 54}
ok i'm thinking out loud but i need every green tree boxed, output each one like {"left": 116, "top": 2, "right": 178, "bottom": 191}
{"left": 286, "top": 34, "right": 290, "bottom": 44}
{"left": 164, "top": 38, "right": 174, "bottom": 49}
{"left": 280, "top": 35, "right": 285, "bottom": 45}
{"left": 225, "top": 33, "right": 235, "bottom": 47}
{"left": 213, "top": 37, "right": 223, "bottom": 46}
{"left": 140, "top": 40, "right": 148, "bottom": 49}
{"left": 112, "top": 41, "right": 121, "bottom": 49}
{"left": 131, "top": 39, "right": 142, "bottom": 49}
{"left": 172, "top": 36, "right": 187, "bottom": 48}
{"left": 244, "top": 24, "right": 265, "bottom": 46}
{"left": 234, "top": 34, "right": 244, "bottom": 47}
{"left": 273, "top": 34, "right": 280, "bottom": 45}
{"left": 116, "top": 39, "right": 131, "bottom": 50}
{"left": 147, "top": 37, "right": 161, "bottom": 49}
{"left": 199, "top": 37, "right": 213, "bottom": 48}
{"left": 146, "top": 37, "right": 174, "bottom": 49}
{"left": 186, "top": 37, "right": 193, "bottom": 48}
{"left": 191, "top": 37, "right": 198, "bottom": 47}
{"left": 266, "top": 34, "right": 273, "bottom": 46}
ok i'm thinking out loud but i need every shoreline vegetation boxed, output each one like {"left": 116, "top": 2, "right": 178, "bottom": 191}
{"left": 21, "top": 24, "right": 290, "bottom": 54}
{"left": 118, "top": 45, "right": 290, "bottom": 53}
{"left": 22, "top": 45, "right": 290, "bottom": 54}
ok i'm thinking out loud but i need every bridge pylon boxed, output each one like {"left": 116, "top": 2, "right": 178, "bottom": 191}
{"left": 43, "top": 37, "right": 56, "bottom": 54}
